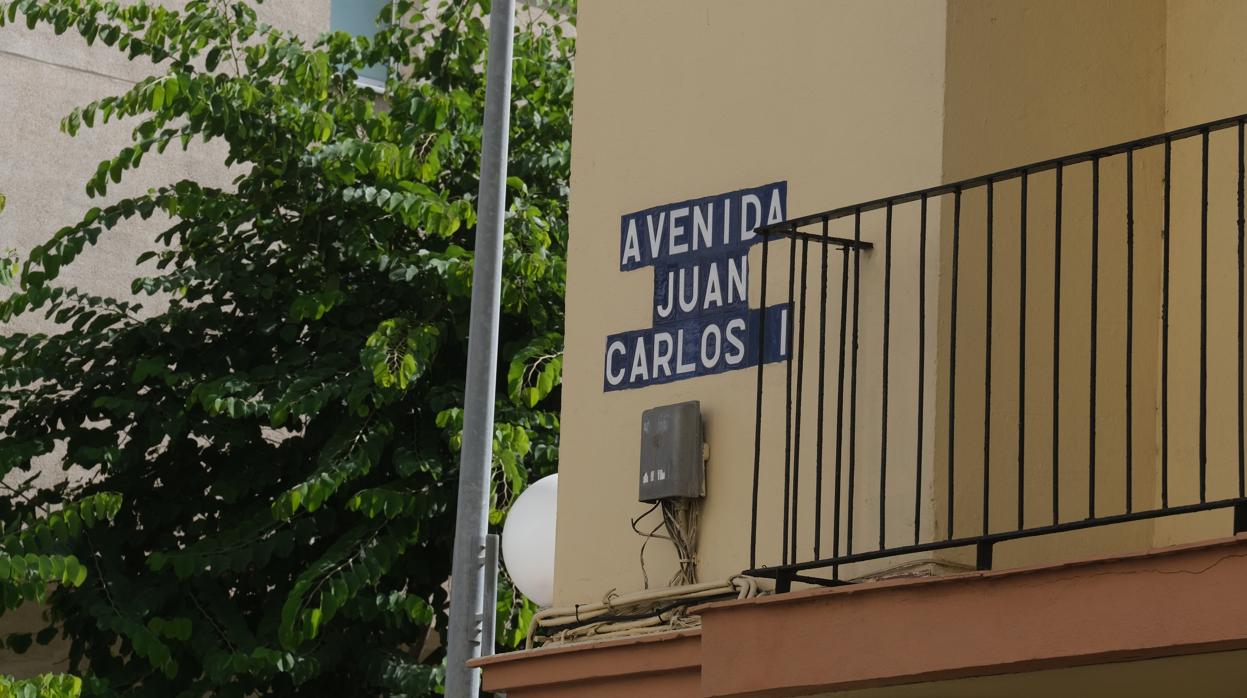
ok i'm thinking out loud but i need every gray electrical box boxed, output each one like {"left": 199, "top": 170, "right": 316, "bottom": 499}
{"left": 639, "top": 401, "right": 704, "bottom": 502}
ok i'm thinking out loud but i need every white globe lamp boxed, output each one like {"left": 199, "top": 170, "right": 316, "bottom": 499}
{"left": 502, "top": 473, "right": 558, "bottom": 607}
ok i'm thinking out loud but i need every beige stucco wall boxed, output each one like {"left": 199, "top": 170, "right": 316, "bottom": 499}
{"left": 1152, "top": 0, "right": 1247, "bottom": 548}
{"left": 0, "top": 0, "right": 330, "bottom": 677}
{"left": 556, "top": 0, "right": 949, "bottom": 603}
{"left": 936, "top": 0, "right": 1169, "bottom": 569}
{"left": 938, "top": 0, "right": 1247, "bottom": 564}
{"left": 556, "top": 0, "right": 1247, "bottom": 604}
{"left": 936, "top": 0, "right": 1247, "bottom": 569}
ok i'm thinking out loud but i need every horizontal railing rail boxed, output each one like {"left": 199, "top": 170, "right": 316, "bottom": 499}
{"left": 747, "top": 113, "right": 1247, "bottom": 591}
{"left": 760, "top": 112, "right": 1247, "bottom": 231}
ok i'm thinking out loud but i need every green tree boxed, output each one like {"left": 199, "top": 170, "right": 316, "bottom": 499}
{"left": 0, "top": 675, "right": 83, "bottom": 698}
{"left": 0, "top": 492, "right": 121, "bottom": 698}
{"left": 0, "top": 0, "right": 571, "bottom": 695}
{"left": 5, "top": 191, "right": 122, "bottom": 698}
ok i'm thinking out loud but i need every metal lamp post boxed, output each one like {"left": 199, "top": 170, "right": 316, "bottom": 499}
{"left": 445, "top": 0, "right": 516, "bottom": 695}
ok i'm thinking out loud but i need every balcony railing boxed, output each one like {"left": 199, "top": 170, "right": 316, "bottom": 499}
{"left": 746, "top": 113, "right": 1247, "bottom": 591}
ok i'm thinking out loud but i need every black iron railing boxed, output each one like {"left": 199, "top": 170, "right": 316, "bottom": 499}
{"left": 746, "top": 113, "right": 1247, "bottom": 591}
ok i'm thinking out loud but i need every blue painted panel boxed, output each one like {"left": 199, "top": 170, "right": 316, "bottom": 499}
{"left": 652, "top": 251, "right": 750, "bottom": 325}
{"left": 603, "top": 304, "right": 791, "bottom": 392}
{"left": 605, "top": 181, "right": 789, "bottom": 391}
{"left": 618, "top": 181, "right": 787, "bottom": 271}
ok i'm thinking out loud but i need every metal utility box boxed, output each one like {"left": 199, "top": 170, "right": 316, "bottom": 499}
{"left": 639, "top": 401, "right": 704, "bottom": 502}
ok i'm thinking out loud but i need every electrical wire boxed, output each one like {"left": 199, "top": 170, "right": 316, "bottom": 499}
{"left": 630, "top": 502, "right": 667, "bottom": 589}
{"left": 631, "top": 498, "right": 700, "bottom": 588}
{"left": 661, "top": 499, "right": 698, "bottom": 586}
{"left": 527, "top": 493, "right": 717, "bottom": 648}
{"left": 525, "top": 576, "right": 768, "bottom": 649}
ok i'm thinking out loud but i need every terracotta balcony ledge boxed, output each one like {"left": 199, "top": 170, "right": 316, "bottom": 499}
{"left": 470, "top": 627, "right": 702, "bottom": 697}
{"left": 475, "top": 535, "right": 1247, "bottom": 697}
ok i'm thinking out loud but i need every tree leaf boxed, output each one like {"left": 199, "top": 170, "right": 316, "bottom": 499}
{"left": 0, "top": 2, "right": 573, "bottom": 694}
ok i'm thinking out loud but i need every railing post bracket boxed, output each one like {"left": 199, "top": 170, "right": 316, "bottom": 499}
{"left": 975, "top": 541, "right": 994, "bottom": 571}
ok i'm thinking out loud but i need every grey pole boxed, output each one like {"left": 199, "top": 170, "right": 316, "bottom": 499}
{"left": 481, "top": 533, "right": 500, "bottom": 657}
{"left": 445, "top": 1, "right": 515, "bottom": 696}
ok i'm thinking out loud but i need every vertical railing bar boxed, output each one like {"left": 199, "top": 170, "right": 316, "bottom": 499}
{"left": 948, "top": 189, "right": 962, "bottom": 541}
{"left": 847, "top": 209, "right": 863, "bottom": 555}
{"left": 832, "top": 245, "right": 851, "bottom": 565}
{"left": 814, "top": 218, "right": 831, "bottom": 560}
{"left": 750, "top": 123, "right": 1247, "bottom": 575}
{"left": 790, "top": 235, "right": 812, "bottom": 562}
{"left": 749, "top": 124, "right": 1247, "bottom": 575}
{"left": 750, "top": 231, "right": 771, "bottom": 570}
{"left": 880, "top": 203, "right": 893, "bottom": 549}
{"left": 1200, "top": 128, "right": 1209, "bottom": 504}
{"left": 1052, "top": 163, "right": 1064, "bottom": 526}
{"left": 781, "top": 231, "right": 798, "bottom": 564}
{"left": 915, "top": 194, "right": 928, "bottom": 546}
{"left": 1018, "top": 172, "right": 1028, "bottom": 530}
{"left": 1163, "top": 136, "right": 1172, "bottom": 509}
{"left": 1239, "top": 120, "right": 1245, "bottom": 500}
{"left": 1090, "top": 156, "right": 1100, "bottom": 519}
{"left": 1126, "top": 149, "right": 1135, "bottom": 514}
{"left": 983, "top": 181, "right": 994, "bottom": 536}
